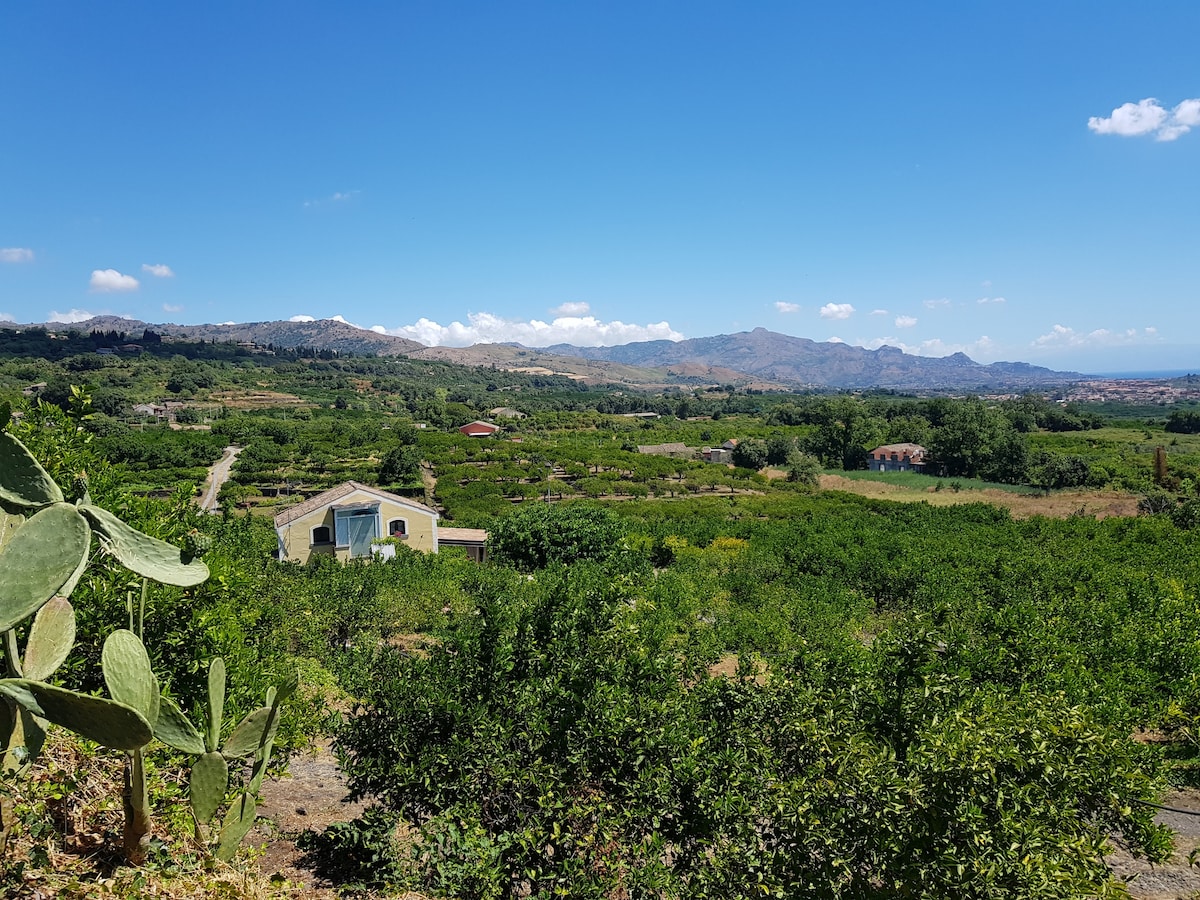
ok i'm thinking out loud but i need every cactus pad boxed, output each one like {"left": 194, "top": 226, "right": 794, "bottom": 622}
{"left": 102, "top": 630, "right": 161, "bottom": 728}
{"left": 0, "top": 503, "right": 90, "bottom": 631}
{"left": 80, "top": 504, "right": 209, "bottom": 587}
{"left": 215, "top": 792, "right": 257, "bottom": 861}
{"left": 189, "top": 751, "right": 229, "bottom": 825}
{"left": 155, "top": 695, "right": 206, "bottom": 755}
{"left": 207, "top": 658, "right": 226, "bottom": 753}
{"left": 22, "top": 597, "right": 76, "bottom": 681}
{"left": 221, "top": 706, "right": 279, "bottom": 757}
{"left": 0, "top": 679, "right": 152, "bottom": 750}
{"left": 0, "top": 433, "right": 64, "bottom": 508}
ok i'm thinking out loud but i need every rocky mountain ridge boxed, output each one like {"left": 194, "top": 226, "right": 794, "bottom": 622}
{"left": 15, "top": 317, "right": 1081, "bottom": 390}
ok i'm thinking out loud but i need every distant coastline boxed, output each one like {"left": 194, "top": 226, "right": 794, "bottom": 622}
{"left": 1091, "top": 369, "right": 1197, "bottom": 379}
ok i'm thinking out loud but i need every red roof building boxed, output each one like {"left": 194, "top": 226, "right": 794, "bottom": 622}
{"left": 458, "top": 420, "right": 501, "bottom": 437}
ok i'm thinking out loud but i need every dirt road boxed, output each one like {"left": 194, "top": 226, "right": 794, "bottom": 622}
{"left": 199, "top": 445, "right": 242, "bottom": 512}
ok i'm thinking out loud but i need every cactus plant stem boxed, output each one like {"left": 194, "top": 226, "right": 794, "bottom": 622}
{"left": 3, "top": 630, "right": 21, "bottom": 678}
{"left": 123, "top": 748, "right": 151, "bottom": 863}
{"left": 138, "top": 579, "right": 148, "bottom": 639}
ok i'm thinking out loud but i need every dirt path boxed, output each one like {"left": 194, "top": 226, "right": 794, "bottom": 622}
{"left": 1111, "top": 789, "right": 1200, "bottom": 899}
{"left": 250, "top": 740, "right": 369, "bottom": 896}
{"left": 420, "top": 463, "right": 437, "bottom": 508}
{"left": 199, "top": 445, "right": 242, "bottom": 512}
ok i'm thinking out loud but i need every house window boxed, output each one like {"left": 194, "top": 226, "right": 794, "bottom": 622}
{"left": 334, "top": 505, "right": 380, "bottom": 558}
{"left": 311, "top": 525, "right": 332, "bottom": 545}
{"left": 388, "top": 518, "right": 408, "bottom": 539}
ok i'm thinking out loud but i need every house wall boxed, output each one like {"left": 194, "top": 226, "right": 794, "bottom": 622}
{"left": 277, "top": 491, "right": 438, "bottom": 564}
{"left": 868, "top": 455, "right": 927, "bottom": 473}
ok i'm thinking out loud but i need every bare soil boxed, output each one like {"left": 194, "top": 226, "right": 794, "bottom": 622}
{"left": 249, "top": 740, "right": 370, "bottom": 897}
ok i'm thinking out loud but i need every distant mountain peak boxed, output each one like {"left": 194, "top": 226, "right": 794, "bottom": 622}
{"left": 537, "top": 329, "right": 1077, "bottom": 390}
{"left": 6, "top": 316, "right": 1080, "bottom": 390}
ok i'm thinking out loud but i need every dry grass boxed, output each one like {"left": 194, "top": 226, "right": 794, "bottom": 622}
{"left": 206, "top": 391, "right": 309, "bottom": 409}
{"left": 1, "top": 732, "right": 315, "bottom": 899}
{"left": 817, "top": 474, "right": 1140, "bottom": 519}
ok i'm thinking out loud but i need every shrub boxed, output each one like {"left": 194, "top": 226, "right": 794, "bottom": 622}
{"left": 486, "top": 503, "right": 631, "bottom": 572}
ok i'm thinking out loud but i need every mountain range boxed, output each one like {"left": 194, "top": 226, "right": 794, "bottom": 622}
{"left": 15, "top": 316, "right": 1081, "bottom": 391}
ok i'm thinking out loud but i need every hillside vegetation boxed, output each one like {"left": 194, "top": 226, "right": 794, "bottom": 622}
{"left": 5, "top": 336, "right": 1200, "bottom": 897}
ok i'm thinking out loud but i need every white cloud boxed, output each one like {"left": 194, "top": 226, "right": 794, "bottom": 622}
{"left": 380, "top": 311, "right": 685, "bottom": 348}
{"left": 89, "top": 269, "right": 139, "bottom": 293}
{"left": 1032, "top": 324, "right": 1160, "bottom": 349}
{"left": 1088, "top": 97, "right": 1200, "bottom": 142}
{"left": 289, "top": 315, "right": 316, "bottom": 322}
{"left": 49, "top": 308, "right": 99, "bottom": 323}
{"left": 827, "top": 336, "right": 845, "bottom": 344}
{"left": 774, "top": 301, "right": 800, "bottom": 314}
{"left": 305, "top": 190, "right": 361, "bottom": 208}
{"left": 870, "top": 308, "right": 888, "bottom": 316}
{"left": 218, "top": 321, "right": 236, "bottom": 326}
{"left": 977, "top": 296, "right": 1006, "bottom": 304}
{"left": 0, "top": 312, "right": 14, "bottom": 321}
{"left": 142, "top": 263, "right": 175, "bottom": 278}
{"left": 163, "top": 303, "right": 183, "bottom": 313}
{"left": 861, "top": 334, "right": 995, "bottom": 359}
{"left": 923, "top": 298, "right": 951, "bottom": 309}
{"left": 819, "top": 302, "right": 855, "bottom": 320}
{"left": 328, "top": 314, "right": 362, "bottom": 328}
{"left": 1, "top": 247, "right": 33, "bottom": 263}
{"left": 553, "top": 301, "right": 591, "bottom": 316}
{"left": 895, "top": 315, "right": 918, "bottom": 328}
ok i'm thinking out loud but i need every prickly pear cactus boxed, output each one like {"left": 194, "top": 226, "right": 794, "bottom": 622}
{"left": 190, "top": 751, "right": 229, "bottom": 825}
{"left": 0, "top": 432, "right": 63, "bottom": 509}
{"left": 80, "top": 505, "right": 208, "bottom": 588}
{"left": 207, "top": 657, "right": 226, "bottom": 754}
{"left": 154, "top": 695, "right": 205, "bottom": 755}
{"left": 222, "top": 706, "right": 279, "bottom": 757}
{"left": 181, "top": 528, "right": 213, "bottom": 557}
{"left": 0, "top": 503, "right": 90, "bottom": 631}
{"left": 101, "top": 630, "right": 161, "bottom": 731}
{"left": 70, "top": 472, "right": 90, "bottom": 504}
{"left": 215, "top": 792, "right": 257, "bottom": 861}
{"left": 21, "top": 596, "right": 76, "bottom": 682}
{"left": 0, "top": 681, "right": 152, "bottom": 751}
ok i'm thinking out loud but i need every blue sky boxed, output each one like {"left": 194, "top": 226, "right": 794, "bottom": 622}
{"left": 2, "top": 1, "right": 1197, "bottom": 373}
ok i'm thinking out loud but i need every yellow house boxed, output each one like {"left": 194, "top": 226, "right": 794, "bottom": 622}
{"left": 273, "top": 481, "right": 442, "bottom": 564}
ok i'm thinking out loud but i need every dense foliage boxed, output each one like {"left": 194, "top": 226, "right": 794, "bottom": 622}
{"left": 338, "top": 560, "right": 1171, "bottom": 899}
{"left": 485, "top": 504, "right": 631, "bottom": 572}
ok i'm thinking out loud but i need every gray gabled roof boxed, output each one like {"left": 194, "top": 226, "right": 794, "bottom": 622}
{"left": 273, "top": 481, "right": 438, "bottom": 528}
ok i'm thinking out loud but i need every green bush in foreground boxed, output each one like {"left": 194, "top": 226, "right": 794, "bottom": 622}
{"left": 337, "top": 566, "right": 1171, "bottom": 900}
